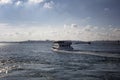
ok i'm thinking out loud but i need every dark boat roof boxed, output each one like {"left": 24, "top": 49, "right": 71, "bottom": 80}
{"left": 53, "top": 41, "right": 72, "bottom": 44}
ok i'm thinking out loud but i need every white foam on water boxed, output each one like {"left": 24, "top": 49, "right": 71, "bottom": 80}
{"left": 0, "top": 65, "right": 20, "bottom": 78}
{"left": 55, "top": 50, "right": 120, "bottom": 58}
{"left": 22, "top": 63, "right": 55, "bottom": 71}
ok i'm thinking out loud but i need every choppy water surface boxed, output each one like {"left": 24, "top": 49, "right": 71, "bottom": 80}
{"left": 0, "top": 42, "right": 120, "bottom": 80}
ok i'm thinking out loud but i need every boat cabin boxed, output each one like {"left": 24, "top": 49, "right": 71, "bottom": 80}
{"left": 52, "top": 41, "right": 73, "bottom": 51}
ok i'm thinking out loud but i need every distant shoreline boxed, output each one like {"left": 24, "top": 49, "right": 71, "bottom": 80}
{"left": 0, "top": 40, "right": 120, "bottom": 45}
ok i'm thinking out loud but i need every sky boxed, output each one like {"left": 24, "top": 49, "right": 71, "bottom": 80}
{"left": 0, "top": 0, "right": 120, "bottom": 41}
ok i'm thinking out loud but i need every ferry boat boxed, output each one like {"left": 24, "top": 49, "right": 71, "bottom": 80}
{"left": 52, "top": 41, "right": 73, "bottom": 51}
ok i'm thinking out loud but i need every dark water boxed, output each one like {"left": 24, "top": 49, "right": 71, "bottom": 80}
{"left": 0, "top": 42, "right": 120, "bottom": 80}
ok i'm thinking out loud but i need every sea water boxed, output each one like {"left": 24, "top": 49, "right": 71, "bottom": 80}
{"left": 0, "top": 41, "right": 120, "bottom": 80}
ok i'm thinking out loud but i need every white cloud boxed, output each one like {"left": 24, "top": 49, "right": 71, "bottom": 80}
{"left": 0, "top": 0, "right": 12, "bottom": 5}
{"left": 0, "top": 0, "right": 54, "bottom": 10}
{"left": 0, "top": 0, "right": 45, "bottom": 6}
{"left": 28, "top": 0, "right": 44, "bottom": 4}
{"left": 43, "top": 1, "right": 54, "bottom": 9}
{"left": 0, "top": 23, "right": 120, "bottom": 41}
{"left": 15, "top": 1, "right": 22, "bottom": 6}
{"left": 0, "top": 23, "right": 9, "bottom": 26}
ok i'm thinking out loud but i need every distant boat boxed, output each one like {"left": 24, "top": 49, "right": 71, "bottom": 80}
{"left": 52, "top": 41, "right": 73, "bottom": 51}
{"left": 52, "top": 41, "right": 120, "bottom": 58}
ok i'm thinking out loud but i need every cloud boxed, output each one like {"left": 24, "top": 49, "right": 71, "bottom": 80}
{"left": 0, "top": 0, "right": 55, "bottom": 11}
{"left": 43, "top": 1, "right": 54, "bottom": 9}
{"left": 15, "top": 1, "right": 23, "bottom": 6}
{"left": 0, "top": 0, "right": 45, "bottom": 6}
{"left": 63, "top": 24, "right": 120, "bottom": 41}
{"left": 0, "top": 23, "right": 120, "bottom": 41}
{"left": 0, "top": 0, "right": 12, "bottom": 5}
{"left": 28, "top": 0, "right": 44, "bottom": 4}
{"left": 0, "top": 23, "right": 9, "bottom": 26}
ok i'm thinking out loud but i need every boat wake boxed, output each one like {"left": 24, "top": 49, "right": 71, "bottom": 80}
{"left": 54, "top": 50, "right": 120, "bottom": 58}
